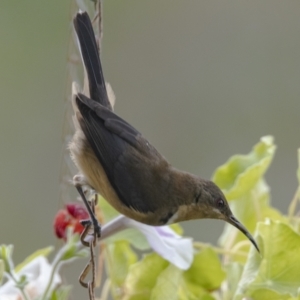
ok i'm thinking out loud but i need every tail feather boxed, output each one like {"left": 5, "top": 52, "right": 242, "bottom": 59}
{"left": 73, "top": 11, "right": 112, "bottom": 110}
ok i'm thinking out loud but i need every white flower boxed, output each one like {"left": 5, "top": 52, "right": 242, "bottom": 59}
{"left": 100, "top": 215, "right": 194, "bottom": 270}
{"left": 0, "top": 256, "right": 61, "bottom": 300}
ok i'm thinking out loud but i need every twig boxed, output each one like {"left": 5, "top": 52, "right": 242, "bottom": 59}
{"left": 79, "top": 195, "right": 98, "bottom": 299}
{"left": 71, "top": 1, "right": 105, "bottom": 299}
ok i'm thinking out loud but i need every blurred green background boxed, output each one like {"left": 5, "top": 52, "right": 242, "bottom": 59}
{"left": 1, "top": 0, "right": 300, "bottom": 298}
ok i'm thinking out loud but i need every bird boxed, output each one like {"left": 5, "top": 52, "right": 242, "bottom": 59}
{"left": 70, "top": 11, "right": 259, "bottom": 252}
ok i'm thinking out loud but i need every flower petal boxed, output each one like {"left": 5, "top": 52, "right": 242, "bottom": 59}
{"left": 101, "top": 215, "right": 193, "bottom": 270}
{"left": 0, "top": 256, "right": 61, "bottom": 299}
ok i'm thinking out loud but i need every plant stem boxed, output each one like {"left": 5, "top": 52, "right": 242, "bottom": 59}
{"left": 6, "top": 272, "right": 30, "bottom": 300}
{"left": 41, "top": 247, "right": 64, "bottom": 300}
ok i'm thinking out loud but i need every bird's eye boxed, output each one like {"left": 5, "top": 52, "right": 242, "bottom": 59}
{"left": 216, "top": 198, "right": 225, "bottom": 208}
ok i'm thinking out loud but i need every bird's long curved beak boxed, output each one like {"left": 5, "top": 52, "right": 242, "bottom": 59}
{"left": 228, "top": 215, "right": 260, "bottom": 253}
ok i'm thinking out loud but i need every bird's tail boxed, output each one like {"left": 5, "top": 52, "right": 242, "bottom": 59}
{"left": 73, "top": 11, "right": 112, "bottom": 110}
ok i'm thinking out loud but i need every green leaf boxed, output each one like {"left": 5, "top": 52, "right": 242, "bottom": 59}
{"left": 61, "top": 230, "right": 87, "bottom": 261}
{"left": 122, "top": 250, "right": 218, "bottom": 300}
{"left": 235, "top": 220, "right": 300, "bottom": 299}
{"left": 170, "top": 223, "right": 184, "bottom": 236}
{"left": 98, "top": 195, "right": 120, "bottom": 222}
{"left": 106, "top": 240, "right": 138, "bottom": 299}
{"left": 183, "top": 248, "right": 226, "bottom": 291}
{"left": 219, "top": 180, "right": 285, "bottom": 261}
{"left": 60, "top": 245, "right": 87, "bottom": 261}
{"left": 212, "top": 136, "right": 276, "bottom": 200}
{"left": 15, "top": 246, "right": 53, "bottom": 273}
{"left": 234, "top": 289, "right": 300, "bottom": 300}
{"left": 250, "top": 289, "right": 294, "bottom": 300}
{"left": 50, "top": 285, "right": 72, "bottom": 300}
{"left": 150, "top": 264, "right": 182, "bottom": 300}
{"left": 178, "top": 281, "right": 215, "bottom": 300}
{"left": 123, "top": 253, "right": 169, "bottom": 300}
{"left": 198, "top": 295, "right": 215, "bottom": 300}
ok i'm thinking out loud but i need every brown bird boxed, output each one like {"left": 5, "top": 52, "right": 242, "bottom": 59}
{"left": 70, "top": 11, "right": 259, "bottom": 252}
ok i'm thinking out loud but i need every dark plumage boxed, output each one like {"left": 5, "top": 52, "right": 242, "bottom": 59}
{"left": 70, "top": 11, "right": 259, "bottom": 252}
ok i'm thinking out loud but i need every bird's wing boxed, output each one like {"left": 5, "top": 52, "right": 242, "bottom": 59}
{"left": 76, "top": 93, "right": 167, "bottom": 213}
{"left": 74, "top": 12, "right": 112, "bottom": 110}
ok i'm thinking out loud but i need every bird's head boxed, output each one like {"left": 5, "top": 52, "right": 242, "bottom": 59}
{"left": 181, "top": 179, "right": 259, "bottom": 252}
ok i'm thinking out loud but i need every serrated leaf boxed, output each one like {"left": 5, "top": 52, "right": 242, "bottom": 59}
{"left": 150, "top": 264, "right": 182, "bottom": 300}
{"left": 15, "top": 246, "right": 53, "bottom": 273}
{"left": 235, "top": 220, "right": 300, "bottom": 299}
{"left": 123, "top": 253, "right": 169, "bottom": 300}
{"left": 106, "top": 240, "right": 137, "bottom": 299}
{"left": 212, "top": 136, "right": 276, "bottom": 200}
{"left": 183, "top": 248, "right": 225, "bottom": 291}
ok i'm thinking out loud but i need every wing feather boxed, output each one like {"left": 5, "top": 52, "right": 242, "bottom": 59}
{"left": 76, "top": 93, "right": 166, "bottom": 212}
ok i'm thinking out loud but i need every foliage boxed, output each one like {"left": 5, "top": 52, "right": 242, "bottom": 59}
{"left": 98, "top": 136, "right": 300, "bottom": 300}
{"left": 2, "top": 135, "right": 300, "bottom": 299}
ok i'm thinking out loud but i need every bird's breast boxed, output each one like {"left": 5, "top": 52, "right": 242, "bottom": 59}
{"left": 70, "top": 131, "right": 173, "bottom": 225}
